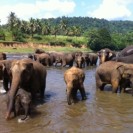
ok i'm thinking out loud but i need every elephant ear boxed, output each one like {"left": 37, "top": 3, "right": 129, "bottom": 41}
{"left": 117, "top": 65, "right": 131, "bottom": 79}
{"left": 108, "top": 52, "right": 113, "bottom": 57}
{"left": 117, "top": 65, "right": 125, "bottom": 75}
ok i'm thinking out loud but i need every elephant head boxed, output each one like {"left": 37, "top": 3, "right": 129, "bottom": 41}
{"left": 117, "top": 64, "right": 133, "bottom": 91}
{"left": 98, "top": 48, "right": 115, "bottom": 64}
{"left": 75, "top": 55, "right": 84, "bottom": 68}
{"left": 5, "top": 60, "right": 33, "bottom": 119}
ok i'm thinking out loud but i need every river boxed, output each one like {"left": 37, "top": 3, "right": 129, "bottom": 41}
{"left": 0, "top": 54, "right": 133, "bottom": 133}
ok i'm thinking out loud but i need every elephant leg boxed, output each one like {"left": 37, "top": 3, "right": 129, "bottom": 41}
{"left": 3, "top": 77, "right": 9, "bottom": 92}
{"left": 111, "top": 80, "right": 119, "bottom": 93}
{"left": 79, "top": 85, "right": 87, "bottom": 100}
{"left": 66, "top": 84, "right": 73, "bottom": 105}
{"left": 21, "top": 104, "right": 30, "bottom": 120}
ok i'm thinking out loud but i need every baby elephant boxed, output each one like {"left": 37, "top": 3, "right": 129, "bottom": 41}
{"left": 64, "top": 66, "right": 86, "bottom": 105}
{"left": 14, "top": 88, "right": 32, "bottom": 121}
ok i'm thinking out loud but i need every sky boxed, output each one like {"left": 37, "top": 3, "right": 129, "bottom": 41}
{"left": 0, "top": 0, "right": 133, "bottom": 24}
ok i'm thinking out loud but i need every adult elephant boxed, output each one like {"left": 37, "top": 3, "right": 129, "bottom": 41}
{"left": 34, "top": 53, "right": 52, "bottom": 66}
{"left": 55, "top": 52, "right": 74, "bottom": 67}
{"left": 88, "top": 53, "right": 98, "bottom": 66}
{"left": 0, "top": 52, "right": 6, "bottom": 60}
{"left": 82, "top": 53, "right": 90, "bottom": 67}
{"left": 0, "top": 60, "right": 16, "bottom": 91}
{"left": 95, "top": 61, "right": 133, "bottom": 93}
{"left": 34, "top": 48, "right": 45, "bottom": 54}
{"left": 64, "top": 66, "right": 86, "bottom": 105}
{"left": 112, "top": 54, "right": 133, "bottom": 64}
{"left": 5, "top": 58, "right": 47, "bottom": 120}
{"left": 118, "top": 45, "right": 133, "bottom": 57}
{"left": 97, "top": 48, "right": 116, "bottom": 64}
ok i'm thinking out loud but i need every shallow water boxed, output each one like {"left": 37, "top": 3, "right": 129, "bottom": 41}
{"left": 0, "top": 54, "right": 133, "bottom": 133}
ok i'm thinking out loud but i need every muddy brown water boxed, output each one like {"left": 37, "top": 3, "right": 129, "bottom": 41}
{"left": 0, "top": 54, "right": 133, "bottom": 133}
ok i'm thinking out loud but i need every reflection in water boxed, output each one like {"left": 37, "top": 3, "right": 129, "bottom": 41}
{"left": 0, "top": 55, "right": 133, "bottom": 133}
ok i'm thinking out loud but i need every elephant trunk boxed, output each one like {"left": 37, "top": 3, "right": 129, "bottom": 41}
{"left": 5, "top": 75, "right": 21, "bottom": 120}
{"left": 100, "top": 53, "right": 106, "bottom": 64}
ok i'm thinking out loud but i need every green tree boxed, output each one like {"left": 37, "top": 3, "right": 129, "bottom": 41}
{"left": 7, "top": 12, "right": 18, "bottom": 40}
{"left": 88, "top": 28, "right": 115, "bottom": 51}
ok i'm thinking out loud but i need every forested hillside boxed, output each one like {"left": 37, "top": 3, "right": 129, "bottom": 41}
{"left": 42, "top": 16, "right": 133, "bottom": 34}
{"left": 0, "top": 12, "right": 133, "bottom": 51}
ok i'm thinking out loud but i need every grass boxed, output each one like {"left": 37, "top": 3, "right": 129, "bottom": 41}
{"left": 0, "top": 34, "right": 90, "bottom": 53}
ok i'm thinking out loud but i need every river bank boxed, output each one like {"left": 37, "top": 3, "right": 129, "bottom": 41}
{"left": 0, "top": 42, "right": 89, "bottom": 53}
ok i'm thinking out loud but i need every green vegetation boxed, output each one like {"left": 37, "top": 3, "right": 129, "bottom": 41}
{"left": 0, "top": 12, "right": 133, "bottom": 52}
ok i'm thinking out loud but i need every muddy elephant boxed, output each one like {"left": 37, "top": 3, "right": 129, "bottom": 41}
{"left": 55, "top": 52, "right": 74, "bottom": 67}
{"left": 0, "top": 60, "right": 17, "bottom": 91}
{"left": 0, "top": 52, "right": 6, "bottom": 60}
{"left": 34, "top": 53, "right": 52, "bottom": 66}
{"left": 118, "top": 45, "right": 133, "bottom": 57}
{"left": 75, "top": 55, "right": 85, "bottom": 68}
{"left": 5, "top": 58, "right": 47, "bottom": 120}
{"left": 95, "top": 61, "right": 133, "bottom": 93}
{"left": 64, "top": 66, "right": 86, "bottom": 105}
{"left": 97, "top": 48, "right": 116, "bottom": 64}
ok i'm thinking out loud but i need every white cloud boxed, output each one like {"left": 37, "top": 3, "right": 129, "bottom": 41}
{"left": 0, "top": 0, "right": 76, "bottom": 24}
{"left": 89, "top": 0, "right": 133, "bottom": 20}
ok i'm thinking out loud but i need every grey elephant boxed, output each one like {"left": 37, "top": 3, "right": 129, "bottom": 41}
{"left": 95, "top": 61, "right": 133, "bottom": 93}
{"left": 97, "top": 48, "right": 116, "bottom": 64}
{"left": 112, "top": 54, "right": 133, "bottom": 64}
{"left": 118, "top": 45, "right": 133, "bottom": 57}
{"left": 34, "top": 53, "right": 52, "bottom": 66}
{"left": 55, "top": 52, "right": 74, "bottom": 67}
{"left": 64, "top": 66, "right": 86, "bottom": 105}
{"left": 0, "top": 60, "right": 17, "bottom": 91}
{"left": 35, "top": 48, "right": 45, "bottom": 54}
{"left": 5, "top": 59, "right": 47, "bottom": 120}
{"left": 88, "top": 53, "right": 98, "bottom": 66}
{"left": 6, "top": 88, "right": 31, "bottom": 121}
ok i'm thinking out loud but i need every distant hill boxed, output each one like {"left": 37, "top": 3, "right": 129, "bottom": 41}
{"left": 42, "top": 16, "right": 133, "bottom": 34}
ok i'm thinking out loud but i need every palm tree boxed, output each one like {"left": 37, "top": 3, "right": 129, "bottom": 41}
{"left": 59, "top": 19, "right": 67, "bottom": 35}
{"left": 52, "top": 25, "right": 59, "bottom": 38}
{"left": 42, "top": 22, "right": 51, "bottom": 35}
{"left": 29, "top": 18, "right": 37, "bottom": 38}
{"left": 7, "top": 12, "right": 18, "bottom": 40}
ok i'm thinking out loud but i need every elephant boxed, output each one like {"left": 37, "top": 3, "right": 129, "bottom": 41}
{"left": 88, "top": 53, "right": 98, "bottom": 66}
{"left": 95, "top": 61, "right": 133, "bottom": 93}
{"left": 112, "top": 54, "right": 133, "bottom": 64}
{"left": 97, "top": 48, "right": 116, "bottom": 64}
{"left": 5, "top": 58, "right": 47, "bottom": 120}
{"left": 75, "top": 55, "right": 85, "bottom": 68}
{"left": 34, "top": 53, "right": 52, "bottom": 66}
{"left": 82, "top": 53, "right": 90, "bottom": 67}
{"left": 0, "top": 52, "right": 7, "bottom": 60}
{"left": 64, "top": 66, "right": 86, "bottom": 105}
{"left": 28, "top": 54, "right": 33, "bottom": 60}
{"left": 55, "top": 52, "right": 74, "bottom": 67}
{"left": 34, "top": 48, "right": 45, "bottom": 54}
{"left": 15, "top": 88, "right": 31, "bottom": 121}
{"left": 7, "top": 88, "right": 31, "bottom": 121}
{"left": 0, "top": 60, "right": 17, "bottom": 91}
{"left": 118, "top": 45, "right": 133, "bottom": 57}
